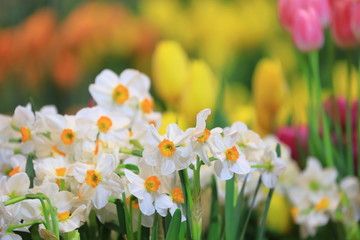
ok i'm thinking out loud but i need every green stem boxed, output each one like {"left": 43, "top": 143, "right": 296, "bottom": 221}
{"left": 179, "top": 169, "right": 194, "bottom": 239}
{"left": 137, "top": 209, "right": 142, "bottom": 240}
{"left": 4, "top": 195, "right": 51, "bottom": 231}
{"left": 122, "top": 193, "right": 134, "bottom": 240}
{"left": 358, "top": 50, "right": 360, "bottom": 177}
{"left": 256, "top": 188, "right": 275, "bottom": 240}
{"left": 346, "top": 52, "right": 354, "bottom": 175}
{"left": 3, "top": 196, "right": 27, "bottom": 206}
{"left": 39, "top": 194, "right": 59, "bottom": 239}
{"left": 240, "top": 176, "right": 262, "bottom": 240}
{"left": 119, "top": 149, "right": 143, "bottom": 157}
{"left": 251, "top": 164, "right": 270, "bottom": 169}
{"left": 309, "top": 51, "right": 334, "bottom": 167}
{"left": 225, "top": 176, "right": 235, "bottom": 240}
{"left": 6, "top": 219, "right": 44, "bottom": 232}
{"left": 129, "top": 140, "right": 144, "bottom": 151}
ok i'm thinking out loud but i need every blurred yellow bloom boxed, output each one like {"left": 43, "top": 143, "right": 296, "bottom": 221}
{"left": 152, "top": 41, "right": 189, "bottom": 105}
{"left": 229, "top": 105, "right": 256, "bottom": 127}
{"left": 266, "top": 191, "right": 292, "bottom": 234}
{"left": 159, "top": 111, "right": 188, "bottom": 135}
{"left": 333, "top": 61, "right": 358, "bottom": 101}
{"left": 253, "top": 58, "right": 288, "bottom": 135}
{"left": 180, "top": 60, "right": 217, "bottom": 124}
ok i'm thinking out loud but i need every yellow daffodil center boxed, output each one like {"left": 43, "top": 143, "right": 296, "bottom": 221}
{"left": 8, "top": 166, "right": 20, "bottom": 176}
{"left": 158, "top": 139, "right": 176, "bottom": 157}
{"left": 58, "top": 211, "right": 71, "bottom": 221}
{"left": 126, "top": 195, "right": 139, "bottom": 209}
{"left": 55, "top": 167, "right": 66, "bottom": 177}
{"left": 290, "top": 207, "right": 298, "bottom": 219}
{"left": 94, "top": 139, "right": 104, "bottom": 156}
{"left": 85, "top": 170, "right": 101, "bottom": 188}
{"left": 141, "top": 98, "right": 154, "bottom": 114}
{"left": 52, "top": 145, "right": 66, "bottom": 157}
{"left": 113, "top": 84, "right": 129, "bottom": 104}
{"left": 315, "top": 197, "right": 329, "bottom": 211}
{"left": 97, "top": 116, "right": 112, "bottom": 132}
{"left": 225, "top": 146, "right": 239, "bottom": 162}
{"left": 171, "top": 188, "right": 184, "bottom": 203}
{"left": 61, "top": 129, "right": 76, "bottom": 145}
{"left": 197, "top": 128, "right": 211, "bottom": 142}
{"left": 20, "top": 126, "right": 31, "bottom": 142}
{"left": 144, "top": 176, "right": 161, "bottom": 192}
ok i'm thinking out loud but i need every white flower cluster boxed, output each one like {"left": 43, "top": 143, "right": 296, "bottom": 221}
{"left": 241, "top": 139, "right": 360, "bottom": 239}
{"left": 0, "top": 69, "right": 285, "bottom": 238}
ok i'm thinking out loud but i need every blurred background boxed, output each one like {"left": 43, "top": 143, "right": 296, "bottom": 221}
{"left": 0, "top": 0, "right": 351, "bottom": 138}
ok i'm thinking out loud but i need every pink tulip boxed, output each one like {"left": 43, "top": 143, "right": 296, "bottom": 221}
{"left": 304, "top": 0, "right": 331, "bottom": 27}
{"left": 278, "top": 0, "right": 304, "bottom": 32}
{"left": 330, "top": 0, "right": 358, "bottom": 48}
{"left": 292, "top": 8, "right": 324, "bottom": 52}
{"left": 351, "top": 1, "right": 360, "bottom": 40}
{"left": 278, "top": 0, "right": 330, "bottom": 32}
{"left": 276, "top": 125, "right": 308, "bottom": 161}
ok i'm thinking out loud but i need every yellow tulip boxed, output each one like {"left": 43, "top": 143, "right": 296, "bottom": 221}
{"left": 152, "top": 41, "right": 188, "bottom": 105}
{"left": 265, "top": 191, "right": 292, "bottom": 234}
{"left": 253, "top": 58, "right": 287, "bottom": 135}
{"left": 333, "top": 61, "right": 358, "bottom": 101}
{"left": 180, "top": 60, "right": 217, "bottom": 124}
{"left": 159, "top": 111, "right": 188, "bottom": 135}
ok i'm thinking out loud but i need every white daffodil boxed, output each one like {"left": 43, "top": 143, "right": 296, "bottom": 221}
{"left": 188, "top": 108, "right": 222, "bottom": 165}
{"left": 3, "top": 154, "right": 27, "bottom": 178}
{"left": 73, "top": 153, "right": 124, "bottom": 209}
{"left": 11, "top": 104, "right": 37, "bottom": 154}
{"left": 44, "top": 114, "right": 91, "bottom": 157}
{"left": 258, "top": 150, "right": 286, "bottom": 189}
{"left": 33, "top": 156, "right": 70, "bottom": 187}
{"left": 76, "top": 106, "right": 130, "bottom": 143}
{"left": 54, "top": 191, "right": 87, "bottom": 233}
{"left": 0, "top": 203, "right": 22, "bottom": 240}
{"left": 0, "top": 173, "right": 30, "bottom": 201}
{"left": 223, "top": 121, "right": 265, "bottom": 162}
{"left": 124, "top": 168, "right": 171, "bottom": 216}
{"left": 89, "top": 69, "right": 150, "bottom": 115}
{"left": 142, "top": 124, "right": 192, "bottom": 175}
{"left": 212, "top": 133, "right": 251, "bottom": 180}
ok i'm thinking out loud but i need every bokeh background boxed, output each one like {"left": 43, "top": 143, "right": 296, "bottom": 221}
{"left": 0, "top": 0, "right": 353, "bottom": 138}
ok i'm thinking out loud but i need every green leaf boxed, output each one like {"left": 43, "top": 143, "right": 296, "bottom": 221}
{"left": 275, "top": 144, "right": 281, "bottom": 158}
{"left": 166, "top": 209, "right": 181, "bottom": 240}
{"left": 115, "top": 199, "right": 127, "bottom": 236}
{"left": 26, "top": 154, "right": 36, "bottom": 188}
{"left": 225, "top": 176, "right": 235, "bottom": 240}
{"left": 208, "top": 176, "right": 221, "bottom": 240}
{"left": 65, "top": 230, "right": 80, "bottom": 240}
{"left": 118, "top": 164, "right": 140, "bottom": 174}
{"left": 151, "top": 214, "right": 158, "bottom": 240}
{"left": 256, "top": 188, "right": 275, "bottom": 240}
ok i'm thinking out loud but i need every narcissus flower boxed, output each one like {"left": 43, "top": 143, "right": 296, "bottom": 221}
{"left": 73, "top": 153, "right": 124, "bottom": 209}
{"left": 89, "top": 69, "right": 150, "bottom": 115}
{"left": 143, "top": 123, "right": 192, "bottom": 175}
{"left": 212, "top": 133, "right": 251, "bottom": 180}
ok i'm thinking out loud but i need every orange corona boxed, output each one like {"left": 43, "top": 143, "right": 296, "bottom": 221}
{"left": 20, "top": 126, "right": 31, "bottom": 142}
{"left": 52, "top": 145, "right": 66, "bottom": 156}
{"left": 85, "top": 170, "right": 101, "bottom": 188}
{"left": 58, "top": 211, "right": 71, "bottom": 221}
{"left": 171, "top": 188, "right": 184, "bottom": 203}
{"left": 197, "top": 128, "right": 211, "bottom": 142}
{"left": 141, "top": 98, "right": 154, "bottom": 114}
{"left": 225, "top": 146, "right": 239, "bottom": 162}
{"left": 61, "top": 129, "right": 76, "bottom": 145}
{"left": 158, "top": 139, "right": 176, "bottom": 157}
{"left": 113, "top": 84, "right": 129, "bottom": 104}
{"left": 8, "top": 166, "right": 20, "bottom": 176}
{"left": 144, "top": 176, "right": 161, "bottom": 192}
{"left": 315, "top": 197, "right": 329, "bottom": 211}
{"left": 97, "top": 116, "right": 112, "bottom": 132}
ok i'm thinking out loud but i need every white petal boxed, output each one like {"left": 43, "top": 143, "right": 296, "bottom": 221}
{"left": 214, "top": 160, "right": 233, "bottom": 180}
{"left": 139, "top": 192, "right": 155, "bottom": 216}
{"left": 7, "top": 173, "right": 29, "bottom": 196}
{"left": 92, "top": 186, "right": 112, "bottom": 209}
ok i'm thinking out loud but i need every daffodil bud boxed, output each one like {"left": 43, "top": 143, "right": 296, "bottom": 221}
{"left": 152, "top": 41, "right": 188, "bottom": 105}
